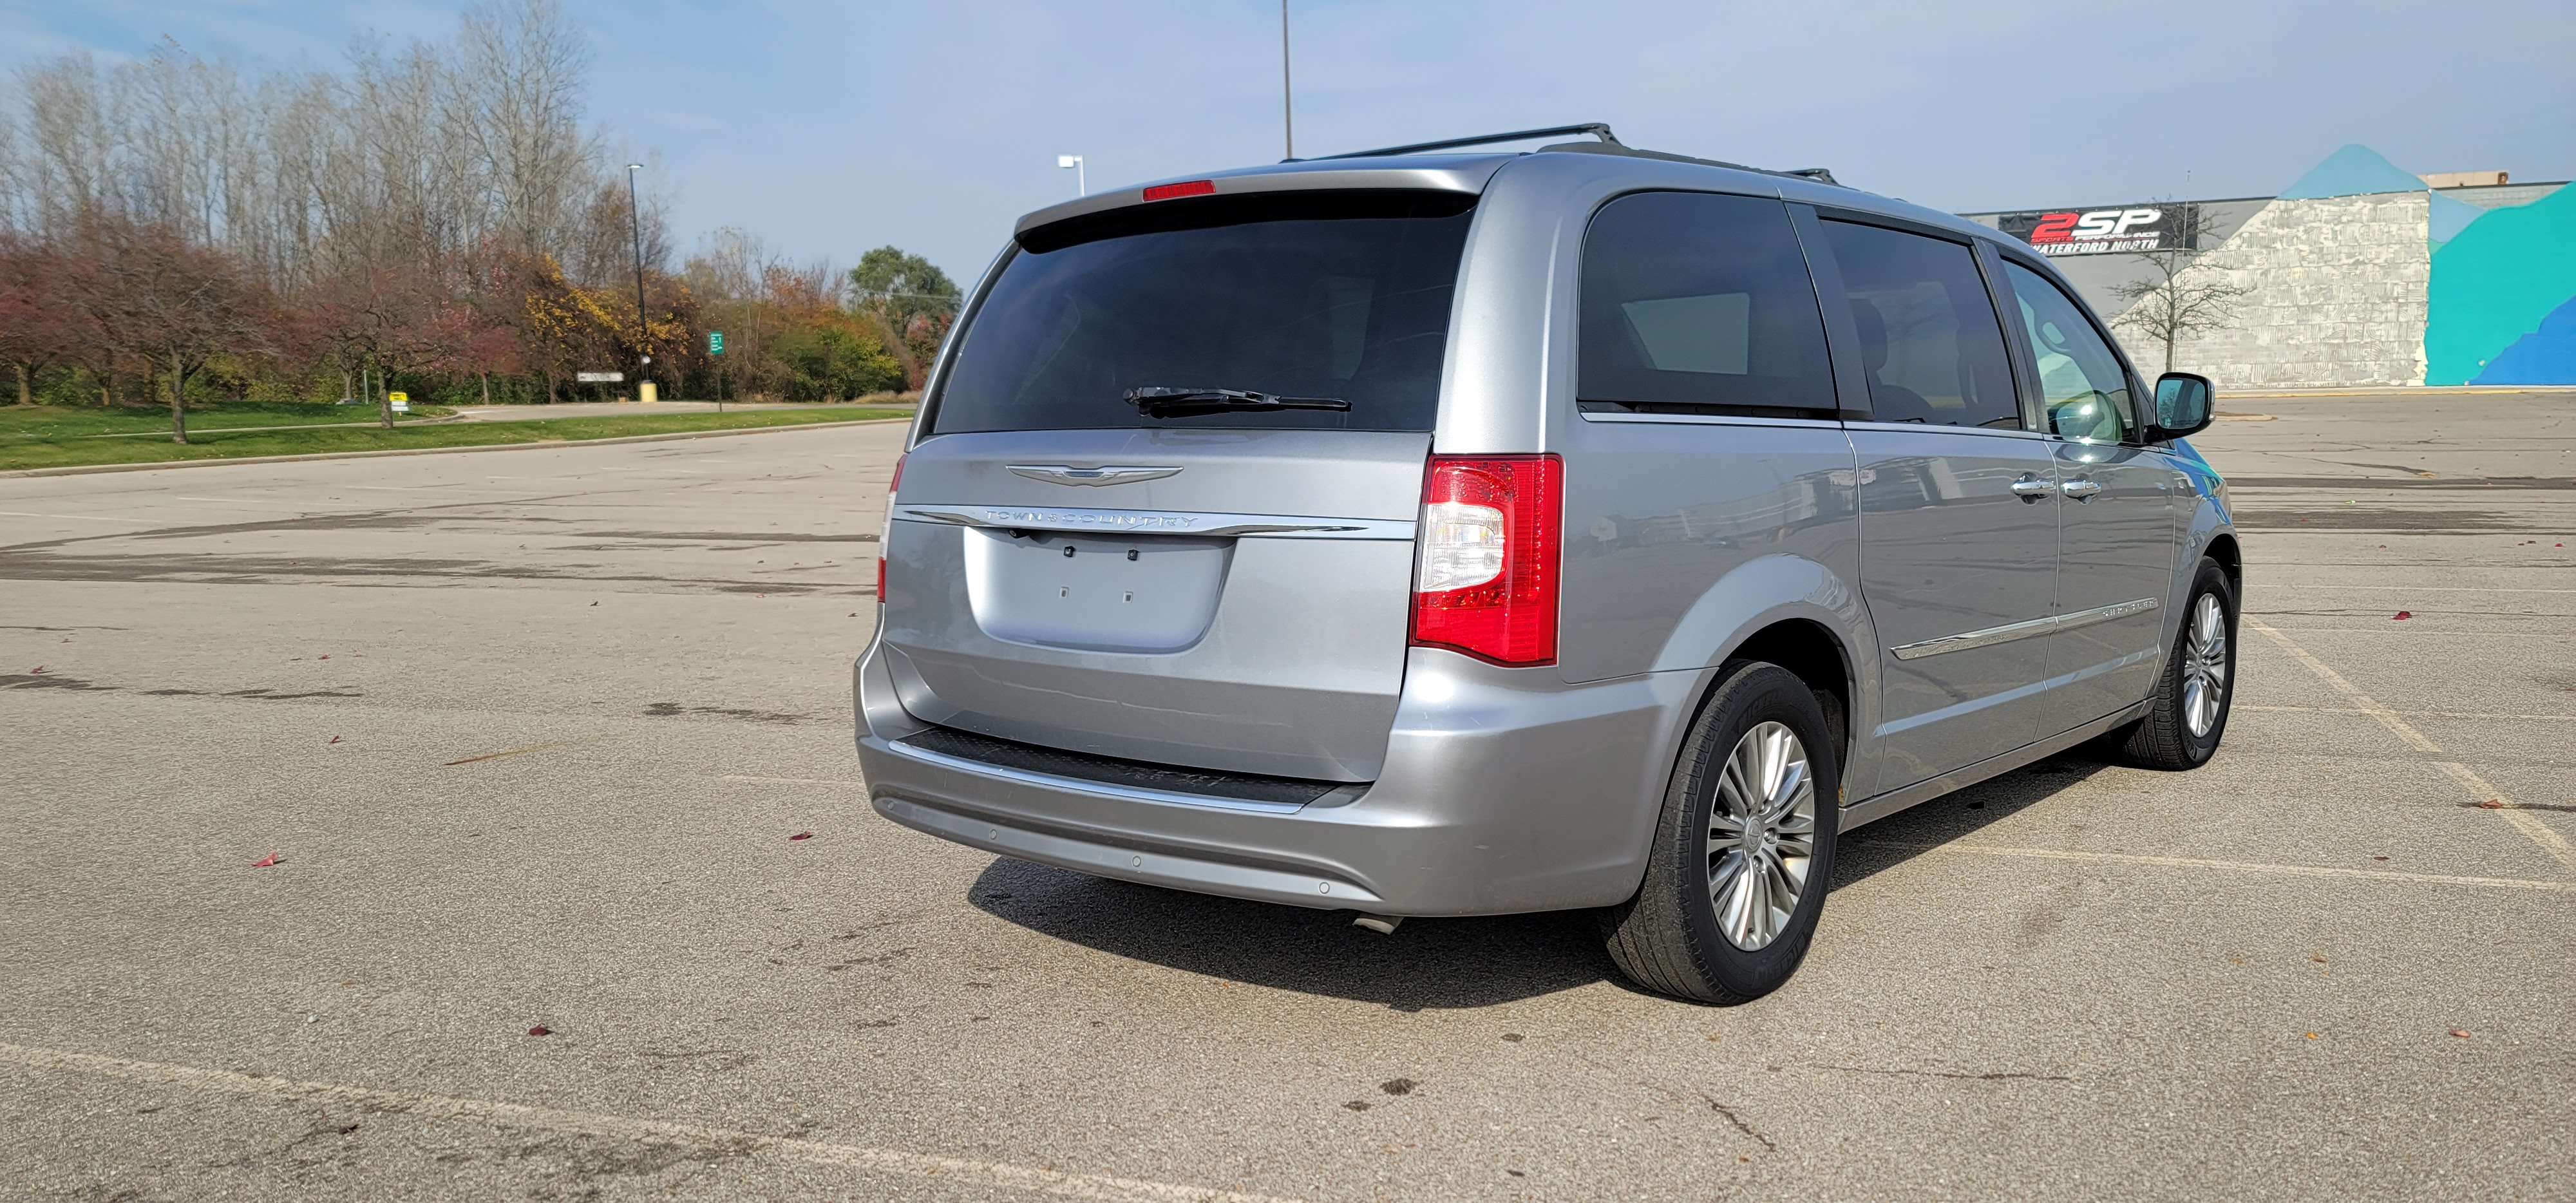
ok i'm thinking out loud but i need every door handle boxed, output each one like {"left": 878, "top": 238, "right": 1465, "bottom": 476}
{"left": 2060, "top": 478, "right": 2103, "bottom": 501}
{"left": 2010, "top": 475, "right": 2052, "bottom": 502}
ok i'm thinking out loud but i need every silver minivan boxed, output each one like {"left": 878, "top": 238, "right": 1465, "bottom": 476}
{"left": 854, "top": 126, "right": 2238, "bottom": 1003}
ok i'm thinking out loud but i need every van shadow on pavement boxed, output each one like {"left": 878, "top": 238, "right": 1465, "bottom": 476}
{"left": 1830, "top": 750, "right": 2116, "bottom": 890}
{"left": 966, "top": 749, "right": 2116, "bottom": 1010}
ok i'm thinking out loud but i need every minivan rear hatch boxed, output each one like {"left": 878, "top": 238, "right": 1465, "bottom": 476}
{"left": 879, "top": 188, "right": 1476, "bottom": 782}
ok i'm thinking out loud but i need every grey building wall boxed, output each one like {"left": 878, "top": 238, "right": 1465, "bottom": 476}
{"left": 2152, "top": 192, "right": 2433, "bottom": 388}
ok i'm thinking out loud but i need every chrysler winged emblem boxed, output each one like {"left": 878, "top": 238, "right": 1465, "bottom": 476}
{"left": 1007, "top": 464, "right": 1183, "bottom": 487}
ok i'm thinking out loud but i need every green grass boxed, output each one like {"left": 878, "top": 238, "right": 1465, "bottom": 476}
{"left": 0, "top": 405, "right": 911, "bottom": 471}
{"left": 0, "top": 400, "right": 460, "bottom": 440}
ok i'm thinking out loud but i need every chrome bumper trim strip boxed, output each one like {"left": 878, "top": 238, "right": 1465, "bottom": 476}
{"left": 894, "top": 504, "right": 1415, "bottom": 541}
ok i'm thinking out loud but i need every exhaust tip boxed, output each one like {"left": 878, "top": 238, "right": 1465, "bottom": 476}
{"left": 1352, "top": 913, "right": 1404, "bottom": 935}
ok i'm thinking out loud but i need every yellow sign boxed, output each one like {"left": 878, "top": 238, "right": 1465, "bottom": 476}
{"left": 388, "top": 392, "right": 408, "bottom": 402}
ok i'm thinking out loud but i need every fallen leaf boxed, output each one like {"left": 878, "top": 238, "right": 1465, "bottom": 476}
{"left": 2476, "top": 799, "right": 2506, "bottom": 810}
{"left": 251, "top": 853, "right": 281, "bottom": 867}
{"left": 789, "top": 831, "right": 814, "bottom": 841}
{"left": 327, "top": 735, "right": 340, "bottom": 744}
{"left": 527, "top": 1025, "right": 551, "bottom": 1037}
{"left": 589, "top": 601, "right": 598, "bottom": 606}
{"left": 2392, "top": 611, "right": 2411, "bottom": 620}
{"left": 2304, "top": 1032, "right": 2318, "bottom": 1039}
{"left": 2448, "top": 1028, "right": 2470, "bottom": 1038}
{"left": 2372, "top": 855, "right": 2389, "bottom": 860}
{"left": 29, "top": 666, "right": 43, "bottom": 674}
{"left": 319, "top": 654, "right": 329, "bottom": 660}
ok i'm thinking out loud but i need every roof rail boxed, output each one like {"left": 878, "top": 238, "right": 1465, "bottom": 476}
{"left": 1301, "top": 122, "right": 1844, "bottom": 188}
{"left": 1309, "top": 123, "right": 1621, "bottom": 161}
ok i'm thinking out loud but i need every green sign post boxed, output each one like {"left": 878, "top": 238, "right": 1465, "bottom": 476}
{"left": 708, "top": 332, "right": 724, "bottom": 412}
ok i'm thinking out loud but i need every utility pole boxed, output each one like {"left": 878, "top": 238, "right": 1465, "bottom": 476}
{"left": 1280, "top": 0, "right": 1294, "bottom": 160}
{"left": 627, "top": 163, "right": 650, "bottom": 400}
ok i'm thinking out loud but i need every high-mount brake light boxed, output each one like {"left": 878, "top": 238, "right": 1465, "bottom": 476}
{"left": 1410, "top": 455, "right": 1562, "bottom": 666}
{"left": 877, "top": 453, "right": 905, "bottom": 604}
{"left": 1141, "top": 180, "right": 1217, "bottom": 202}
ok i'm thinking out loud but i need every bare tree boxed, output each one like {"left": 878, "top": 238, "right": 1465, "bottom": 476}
{"left": 2109, "top": 202, "right": 2249, "bottom": 375}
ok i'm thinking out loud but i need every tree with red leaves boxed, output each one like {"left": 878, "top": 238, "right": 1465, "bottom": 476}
{"left": 0, "top": 234, "right": 100, "bottom": 406}
{"left": 79, "top": 219, "right": 272, "bottom": 442}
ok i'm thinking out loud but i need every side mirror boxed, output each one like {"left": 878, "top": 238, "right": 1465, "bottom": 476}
{"left": 2146, "top": 372, "right": 2215, "bottom": 440}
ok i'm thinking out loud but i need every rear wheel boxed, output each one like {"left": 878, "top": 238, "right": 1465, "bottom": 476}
{"left": 2116, "top": 558, "right": 2236, "bottom": 770}
{"left": 1601, "top": 662, "right": 1839, "bottom": 1004}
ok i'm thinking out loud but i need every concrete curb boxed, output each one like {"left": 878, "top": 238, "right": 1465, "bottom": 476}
{"left": 3, "top": 415, "right": 915, "bottom": 479}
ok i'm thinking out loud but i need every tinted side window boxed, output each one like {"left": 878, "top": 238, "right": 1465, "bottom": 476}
{"left": 2002, "top": 261, "right": 2137, "bottom": 443}
{"left": 1578, "top": 192, "right": 1834, "bottom": 413}
{"left": 1819, "top": 221, "right": 2020, "bottom": 429}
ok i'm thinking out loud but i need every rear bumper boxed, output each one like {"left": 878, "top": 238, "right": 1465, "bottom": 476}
{"left": 853, "top": 642, "right": 1694, "bottom": 916}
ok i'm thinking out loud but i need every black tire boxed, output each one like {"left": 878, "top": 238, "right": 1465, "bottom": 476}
{"left": 2116, "top": 558, "right": 2237, "bottom": 770}
{"left": 1600, "top": 661, "right": 1840, "bottom": 1004}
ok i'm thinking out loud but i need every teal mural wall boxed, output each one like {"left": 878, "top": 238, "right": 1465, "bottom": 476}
{"left": 2425, "top": 182, "right": 2576, "bottom": 384}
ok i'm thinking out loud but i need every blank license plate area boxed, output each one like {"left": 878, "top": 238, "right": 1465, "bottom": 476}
{"left": 963, "top": 528, "right": 1233, "bottom": 653}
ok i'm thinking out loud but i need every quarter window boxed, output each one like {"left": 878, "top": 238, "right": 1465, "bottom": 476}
{"left": 2001, "top": 261, "right": 2137, "bottom": 443}
{"left": 1817, "top": 221, "right": 2022, "bottom": 430}
{"left": 1578, "top": 192, "right": 1835, "bottom": 413}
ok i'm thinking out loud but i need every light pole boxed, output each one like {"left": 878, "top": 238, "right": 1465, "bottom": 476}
{"left": 626, "top": 162, "right": 650, "bottom": 399}
{"left": 1057, "top": 155, "right": 1085, "bottom": 196}
{"left": 1280, "top": 0, "right": 1293, "bottom": 160}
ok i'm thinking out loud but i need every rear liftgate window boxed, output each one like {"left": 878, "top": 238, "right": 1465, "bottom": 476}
{"left": 929, "top": 191, "right": 1477, "bottom": 434}
{"left": 1578, "top": 191, "right": 1836, "bottom": 417}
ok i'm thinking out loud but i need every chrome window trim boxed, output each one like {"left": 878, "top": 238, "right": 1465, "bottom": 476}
{"left": 893, "top": 504, "right": 1416, "bottom": 541}
{"left": 1841, "top": 419, "right": 2051, "bottom": 440}
{"left": 1578, "top": 411, "right": 1845, "bottom": 430}
{"left": 882, "top": 737, "right": 1313, "bottom": 815}
{"left": 1889, "top": 596, "right": 2160, "bottom": 661}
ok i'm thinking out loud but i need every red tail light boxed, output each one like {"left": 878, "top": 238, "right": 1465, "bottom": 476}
{"left": 877, "top": 453, "right": 905, "bottom": 604}
{"left": 1142, "top": 180, "right": 1217, "bottom": 202}
{"left": 1410, "top": 455, "right": 1562, "bottom": 666}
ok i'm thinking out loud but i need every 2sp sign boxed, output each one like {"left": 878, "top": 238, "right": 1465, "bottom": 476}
{"left": 1998, "top": 204, "right": 2197, "bottom": 256}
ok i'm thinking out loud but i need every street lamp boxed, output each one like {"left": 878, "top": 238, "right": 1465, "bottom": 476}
{"left": 1057, "top": 155, "right": 1085, "bottom": 197}
{"left": 626, "top": 162, "right": 650, "bottom": 400}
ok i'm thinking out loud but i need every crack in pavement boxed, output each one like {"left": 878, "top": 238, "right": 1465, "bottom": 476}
{"left": 1806, "top": 1065, "right": 2074, "bottom": 1083}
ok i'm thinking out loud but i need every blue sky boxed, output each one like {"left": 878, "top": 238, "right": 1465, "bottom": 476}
{"left": 9, "top": 0, "right": 2572, "bottom": 283}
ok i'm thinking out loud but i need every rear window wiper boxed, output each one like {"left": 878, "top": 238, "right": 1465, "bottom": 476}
{"left": 1124, "top": 387, "right": 1352, "bottom": 418}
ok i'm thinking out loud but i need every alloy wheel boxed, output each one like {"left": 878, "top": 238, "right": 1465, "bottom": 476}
{"left": 1705, "top": 721, "right": 1817, "bottom": 951}
{"left": 2183, "top": 592, "right": 2230, "bottom": 738}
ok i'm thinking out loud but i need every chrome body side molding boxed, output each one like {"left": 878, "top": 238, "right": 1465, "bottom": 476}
{"left": 1889, "top": 597, "right": 2160, "bottom": 661}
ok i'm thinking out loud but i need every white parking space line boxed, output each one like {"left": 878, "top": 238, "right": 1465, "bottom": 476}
{"left": 0, "top": 510, "right": 156, "bottom": 523}
{"left": 2248, "top": 617, "right": 2576, "bottom": 875}
{"left": 2240, "top": 705, "right": 2576, "bottom": 721}
{"left": 2267, "top": 590, "right": 2576, "bottom": 598}
{"left": 1858, "top": 842, "right": 2576, "bottom": 893}
{"left": 0, "top": 1042, "right": 1306, "bottom": 1203}
{"left": 721, "top": 775, "right": 868, "bottom": 787}
{"left": 2264, "top": 585, "right": 2576, "bottom": 594}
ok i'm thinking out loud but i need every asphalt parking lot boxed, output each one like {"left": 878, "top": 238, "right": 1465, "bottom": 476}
{"left": 3, "top": 392, "right": 2570, "bottom": 1202}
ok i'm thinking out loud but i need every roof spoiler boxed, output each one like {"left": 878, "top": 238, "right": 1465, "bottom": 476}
{"left": 1301, "top": 122, "right": 1842, "bottom": 187}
